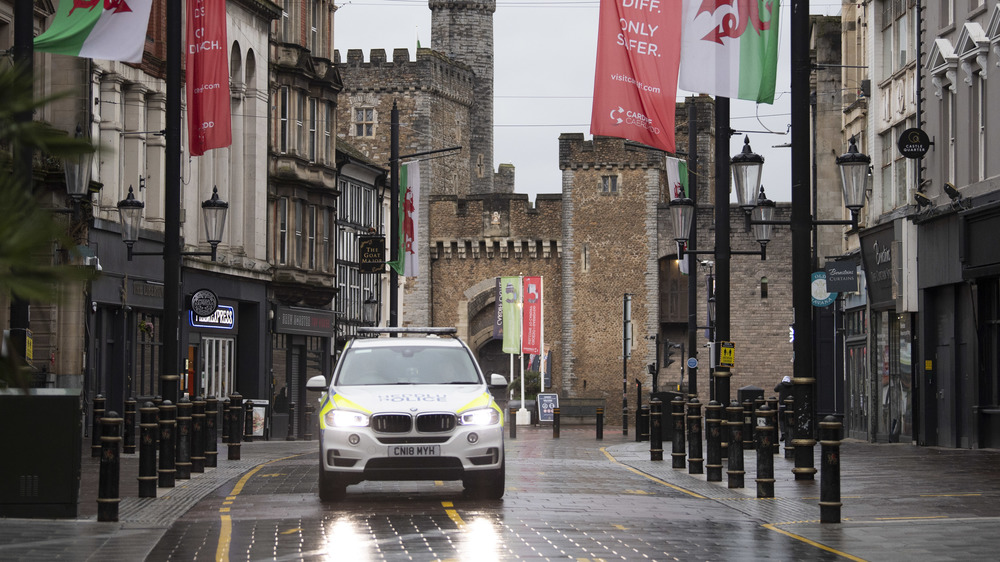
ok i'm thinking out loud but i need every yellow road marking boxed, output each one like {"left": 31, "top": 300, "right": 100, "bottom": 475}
{"left": 280, "top": 528, "right": 302, "bottom": 535}
{"left": 613, "top": 524, "right": 626, "bottom": 531}
{"left": 216, "top": 514, "right": 232, "bottom": 561}
{"left": 762, "top": 523, "right": 867, "bottom": 561}
{"left": 920, "top": 493, "right": 981, "bottom": 497}
{"left": 600, "top": 447, "right": 706, "bottom": 499}
{"left": 215, "top": 453, "right": 305, "bottom": 562}
{"left": 442, "top": 501, "right": 465, "bottom": 529}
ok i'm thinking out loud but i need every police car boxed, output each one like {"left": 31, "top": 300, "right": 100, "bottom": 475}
{"left": 306, "top": 327, "right": 508, "bottom": 501}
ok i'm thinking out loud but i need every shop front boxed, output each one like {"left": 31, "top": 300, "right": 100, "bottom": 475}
{"left": 270, "top": 305, "right": 333, "bottom": 439}
{"left": 860, "top": 219, "right": 916, "bottom": 443}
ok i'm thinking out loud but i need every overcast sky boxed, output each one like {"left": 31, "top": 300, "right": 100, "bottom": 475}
{"left": 334, "top": 0, "right": 845, "bottom": 203}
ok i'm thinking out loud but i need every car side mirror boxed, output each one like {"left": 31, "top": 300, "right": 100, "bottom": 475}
{"left": 489, "top": 374, "right": 508, "bottom": 387}
{"left": 305, "top": 375, "right": 328, "bottom": 392}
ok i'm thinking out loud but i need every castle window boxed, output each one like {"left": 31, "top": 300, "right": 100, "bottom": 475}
{"left": 761, "top": 276, "right": 768, "bottom": 299}
{"left": 601, "top": 175, "right": 618, "bottom": 194}
{"left": 354, "top": 107, "right": 375, "bottom": 137}
{"left": 582, "top": 243, "right": 589, "bottom": 272}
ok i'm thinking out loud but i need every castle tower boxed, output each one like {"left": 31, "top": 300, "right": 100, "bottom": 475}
{"left": 429, "top": 0, "right": 495, "bottom": 195}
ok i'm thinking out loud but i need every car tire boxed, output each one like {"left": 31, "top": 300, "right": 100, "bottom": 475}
{"left": 464, "top": 458, "right": 505, "bottom": 500}
{"left": 318, "top": 469, "right": 347, "bottom": 502}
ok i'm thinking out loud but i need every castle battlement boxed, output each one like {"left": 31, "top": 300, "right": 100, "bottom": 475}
{"left": 431, "top": 239, "right": 562, "bottom": 261}
{"left": 335, "top": 48, "right": 475, "bottom": 105}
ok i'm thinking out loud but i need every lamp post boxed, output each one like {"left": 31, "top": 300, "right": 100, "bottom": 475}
{"left": 116, "top": 185, "right": 228, "bottom": 406}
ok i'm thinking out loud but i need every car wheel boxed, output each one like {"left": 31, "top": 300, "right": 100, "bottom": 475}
{"left": 464, "top": 458, "right": 505, "bottom": 500}
{"left": 318, "top": 469, "right": 346, "bottom": 502}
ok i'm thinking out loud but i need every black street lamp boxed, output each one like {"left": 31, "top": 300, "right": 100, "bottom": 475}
{"left": 362, "top": 294, "right": 379, "bottom": 327}
{"left": 836, "top": 135, "right": 872, "bottom": 225}
{"left": 732, "top": 135, "right": 765, "bottom": 215}
{"left": 64, "top": 126, "right": 93, "bottom": 202}
{"left": 117, "top": 185, "right": 228, "bottom": 261}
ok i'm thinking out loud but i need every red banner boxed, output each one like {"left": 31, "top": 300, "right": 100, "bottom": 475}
{"left": 590, "top": 0, "right": 682, "bottom": 153}
{"left": 522, "top": 276, "right": 543, "bottom": 355}
{"left": 186, "top": 0, "right": 231, "bottom": 156}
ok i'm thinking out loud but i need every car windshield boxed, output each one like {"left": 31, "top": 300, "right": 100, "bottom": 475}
{"left": 335, "top": 345, "right": 481, "bottom": 386}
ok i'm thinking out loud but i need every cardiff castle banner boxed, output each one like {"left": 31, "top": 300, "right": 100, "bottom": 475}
{"left": 590, "top": 0, "right": 682, "bottom": 152}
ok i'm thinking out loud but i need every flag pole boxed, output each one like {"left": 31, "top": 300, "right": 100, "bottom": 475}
{"left": 517, "top": 276, "right": 530, "bottom": 425}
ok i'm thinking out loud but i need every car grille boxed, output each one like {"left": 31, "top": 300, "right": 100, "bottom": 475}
{"left": 371, "top": 414, "right": 412, "bottom": 433}
{"left": 416, "top": 413, "right": 456, "bottom": 432}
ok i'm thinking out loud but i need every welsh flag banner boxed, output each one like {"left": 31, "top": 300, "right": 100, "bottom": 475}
{"left": 500, "top": 276, "right": 521, "bottom": 354}
{"left": 666, "top": 157, "right": 689, "bottom": 199}
{"left": 522, "top": 276, "right": 543, "bottom": 355}
{"left": 389, "top": 162, "right": 420, "bottom": 277}
{"left": 34, "top": 0, "right": 154, "bottom": 63}
{"left": 678, "top": 0, "right": 782, "bottom": 104}
{"left": 186, "top": 0, "right": 232, "bottom": 156}
{"left": 590, "top": 0, "right": 683, "bottom": 153}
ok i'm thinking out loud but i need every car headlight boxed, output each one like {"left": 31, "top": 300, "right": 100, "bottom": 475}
{"left": 325, "top": 409, "right": 370, "bottom": 428}
{"left": 459, "top": 408, "right": 500, "bottom": 426}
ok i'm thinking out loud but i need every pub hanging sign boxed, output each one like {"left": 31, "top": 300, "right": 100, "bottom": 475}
{"left": 359, "top": 235, "right": 386, "bottom": 274}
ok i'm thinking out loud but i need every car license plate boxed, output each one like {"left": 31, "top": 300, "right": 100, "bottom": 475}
{"left": 388, "top": 445, "right": 440, "bottom": 457}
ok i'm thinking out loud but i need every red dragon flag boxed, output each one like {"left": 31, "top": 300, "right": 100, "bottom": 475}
{"left": 679, "top": 0, "right": 782, "bottom": 104}
{"left": 186, "top": 0, "right": 232, "bottom": 156}
{"left": 590, "top": 0, "right": 683, "bottom": 153}
{"left": 34, "top": 0, "right": 154, "bottom": 63}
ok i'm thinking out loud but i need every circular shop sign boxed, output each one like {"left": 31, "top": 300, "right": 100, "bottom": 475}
{"left": 811, "top": 271, "right": 838, "bottom": 307}
{"left": 190, "top": 288, "right": 219, "bottom": 317}
{"left": 897, "top": 127, "right": 931, "bottom": 159}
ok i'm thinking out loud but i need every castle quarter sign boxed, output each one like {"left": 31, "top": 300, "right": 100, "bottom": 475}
{"left": 897, "top": 127, "right": 931, "bottom": 159}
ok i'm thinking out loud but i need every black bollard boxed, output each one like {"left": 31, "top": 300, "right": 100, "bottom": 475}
{"left": 509, "top": 407, "right": 517, "bottom": 439}
{"left": 158, "top": 401, "right": 176, "bottom": 488}
{"left": 205, "top": 396, "right": 219, "bottom": 468}
{"left": 98, "top": 412, "right": 122, "bottom": 522}
{"left": 285, "top": 402, "right": 296, "bottom": 441}
{"left": 244, "top": 399, "right": 255, "bottom": 443}
{"left": 553, "top": 407, "right": 560, "bottom": 438}
{"left": 228, "top": 393, "right": 243, "bottom": 461}
{"left": 596, "top": 407, "right": 604, "bottom": 440}
{"left": 726, "top": 401, "right": 744, "bottom": 489}
{"left": 671, "top": 397, "right": 686, "bottom": 469}
{"left": 649, "top": 398, "right": 663, "bottom": 461}
{"left": 92, "top": 393, "right": 105, "bottom": 458}
{"left": 755, "top": 404, "right": 775, "bottom": 498}
{"left": 704, "top": 400, "right": 723, "bottom": 482}
{"left": 304, "top": 404, "right": 314, "bottom": 441}
{"left": 784, "top": 397, "right": 795, "bottom": 460}
{"left": 767, "top": 396, "right": 780, "bottom": 455}
{"left": 639, "top": 405, "right": 650, "bottom": 442}
{"left": 221, "top": 397, "right": 231, "bottom": 444}
{"left": 820, "top": 415, "right": 842, "bottom": 524}
{"left": 687, "top": 398, "right": 703, "bottom": 475}
{"left": 191, "top": 397, "right": 206, "bottom": 473}
{"left": 123, "top": 397, "right": 137, "bottom": 454}
{"left": 742, "top": 399, "right": 756, "bottom": 451}
{"left": 176, "top": 397, "right": 192, "bottom": 480}
{"left": 153, "top": 395, "right": 162, "bottom": 446}
{"left": 138, "top": 402, "right": 158, "bottom": 498}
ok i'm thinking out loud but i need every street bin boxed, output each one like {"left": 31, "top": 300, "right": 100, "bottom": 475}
{"left": 0, "top": 388, "right": 82, "bottom": 518}
{"left": 737, "top": 385, "right": 764, "bottom": 406}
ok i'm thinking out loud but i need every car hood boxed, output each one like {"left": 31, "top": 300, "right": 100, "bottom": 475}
{"left": 330, "top": 383, "right": 495, "bottom": 415}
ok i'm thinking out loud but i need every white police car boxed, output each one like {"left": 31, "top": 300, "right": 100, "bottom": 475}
{"left": 306, "top": 327, "right": 508, "bottom": 501}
